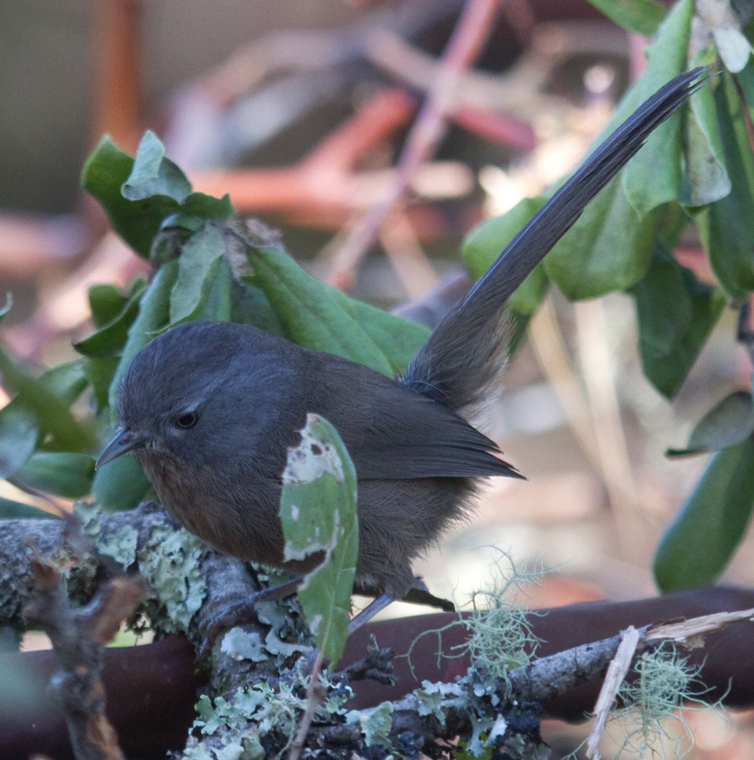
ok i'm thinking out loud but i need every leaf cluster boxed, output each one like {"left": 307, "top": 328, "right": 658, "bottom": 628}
{"left": 466, "top": 0, "right": 754, "bottom": 592}
{"left": 1, "top": 0, "right": 754, "bottom": 698}
{"left": 0, "top": 130, "right": 429, "bottom": 515}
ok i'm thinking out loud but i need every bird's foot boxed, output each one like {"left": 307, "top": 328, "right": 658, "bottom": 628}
{"left": 198, "top": 576, "right": 302, "bottom": 659}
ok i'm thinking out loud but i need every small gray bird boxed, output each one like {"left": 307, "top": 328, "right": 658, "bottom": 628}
{"left": 97, "top": 69, "right": 706, "bottom": 624}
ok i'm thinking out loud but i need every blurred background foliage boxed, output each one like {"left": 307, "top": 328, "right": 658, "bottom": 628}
{"left": 7, "top": 0, "right": 754, "bottom": 754}
{"left": 3, "top": 3, "right": 754, "bottom": 749}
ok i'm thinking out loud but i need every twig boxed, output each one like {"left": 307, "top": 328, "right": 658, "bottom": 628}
{"left": 582, "top": 608, "right": 754, "bottom": 759}
{"left": 647, "top": 606, "right": 754, "bottom": 645}
{"left": 506, "top": 607, "right": 754, "bottom": 707}
{"left": 23, "top": 550, "right": 147, "bottom": 760}
{"left": 181, "top": 0, "right": 465, "bottom": 111}
{"left": 365, "top": 21, "right": 629, "bottom": 123}
{"left": 289, "top": 650, "right": 326, "bottom": 760}
{"left": 528, "top": 295, "right": 602, "bottom": 469}
{"left": 586, "top": 626, "right": 641, "bottom": 760}
{"left": 379, "top": 210, "right": 440, "bottom": 299}
{"left": 339, "top": 633, "right": 396, "bottom": 686}
{"left": 325, "top": 0, "right": 503, "bottom": 290}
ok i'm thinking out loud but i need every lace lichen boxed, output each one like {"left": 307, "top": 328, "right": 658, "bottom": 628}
{"left": 462, "top": 553, "right": 546, "bottom": 680}
{"left": 404, "top": 551, "right": 545, "bottom": 681}
{"left": 594, "top": 644, "right": 726, "bottom": 760}
{"left": 399, "top": 552, "right": 549, "bottom": 759}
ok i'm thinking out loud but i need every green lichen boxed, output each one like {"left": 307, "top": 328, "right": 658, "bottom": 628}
{"left": 220, "top": 628, "right": 268, "bottom": 662}
{"left": 74, "top": 500, "right": 101, "bottom": 539}
{"left": 137, "top": 520, "right": 207, "bottom": 633}
{"left": 255, "top": 599, "right": 314, "bottom": 667}
{"left": 405, "top": 552, "right": 544, "bottom": 684}
{"left": 346, "top": 700, "right": 393, "bottom": 748}
{"left": 185, "top": 672, "right": 353, "bottom": 759}
{"left": 414, "top": 680, "right": 465, "bottom": 726}
{"left": 99, "top": 524, "right": 138, "bottom": 568}
{"left": 183, "top": 737, "right": 262, "bottom": 760}
{"left": 398, "top": 553, "right": 550, "bottom": 759}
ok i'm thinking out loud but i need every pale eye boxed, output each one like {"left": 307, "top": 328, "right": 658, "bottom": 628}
{"left": 174, "top": 411, "right": 198, "bottom": 429}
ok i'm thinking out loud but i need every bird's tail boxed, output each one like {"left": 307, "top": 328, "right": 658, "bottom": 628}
{"left": 401, "top": 67, "right": 708, "bottom": 412}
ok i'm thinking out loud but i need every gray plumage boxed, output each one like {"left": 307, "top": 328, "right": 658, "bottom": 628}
{"left": 100, "top": 69, "right": 706, "bottom": 600}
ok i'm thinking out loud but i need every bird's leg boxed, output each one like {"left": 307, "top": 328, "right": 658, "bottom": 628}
{"left": 282, "top": 594, "right": 397, "bottom": 682}
{"left": 348, "top": 592, "right": 395, "bottom": 635}
{"left": 292, "top": 577, "right": 452, "bottom": 678}
{"left": 401, "top": 581, "right": 455, "bottom": 612}
{"left": 348, "top": 576, "right": 455, "bottom": 634}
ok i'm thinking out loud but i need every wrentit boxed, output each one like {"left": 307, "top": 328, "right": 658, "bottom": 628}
{"left": 97, "top": 70, "right": 705, "bottom": 615}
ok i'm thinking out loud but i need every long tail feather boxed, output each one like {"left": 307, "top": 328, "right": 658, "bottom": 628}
{"left": 402, "top": 67, "right": 708, "bottom": 411}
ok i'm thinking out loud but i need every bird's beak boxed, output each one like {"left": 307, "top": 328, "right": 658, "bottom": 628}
{"left": 95, "top": 426, "right": 147, "bottom": 470}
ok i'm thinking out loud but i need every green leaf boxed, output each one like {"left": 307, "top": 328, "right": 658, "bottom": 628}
{"left": 121, "top": 130, "right": 192, "bottom": 203}
{"left": 83, "top": 356, "right": 121, "bottom": 413}
{"left": 81, "top": 136, "right": 179, "bottom": 258}
{"left": 586, "top": 0, "right": 667, "bottom": 38}
{"left": 735, "top": 59, "right": 754, "bottom": 118}
{"left": 13, "top": 452, "right": 95, "bottom": 498}
{"left": 247, "top": 243, "right": 394, "bottom": 376}
{"left": 689, "top": 390, "right": 754, "bottom": 451}
{"left": 40, "top": 361, "right": 89, "bottom": 408}
{"left": 0, "top": 349, "right": 96, "bottom": 452}
{"left": 0, "top": 497, "right": 58, "bottom": 519}
{"left": 73, "top": 280, "right": 147, "bottom": 358}
{"left": 696, "top": 71, "right": 754, "bottom": 300}
{"left": 82, "top": 133, "right": 237, "bottom": 260}
{"left": 714, "top": 27, "right": 752, "bottom": 73}
{"left": 668, "top": 390, "right": 754, "bottom": 456}
{"left": 622, "top": 0, "right": 694, "bottom": 217}
{"left": 180, "top": 192, "right": 235, "bottom": 221}
{"left": 280, "top": 414, "right": 358, "bottom": 664}
{"left": 654, "top": 436, "right": 754, "bottom": 591}
{"left": 169, "top": 225, "right": 229, "bottom": 324}
{"left": 0, "top": 404, "right": 38, "bottom": 480}
{"left": 88, "top": 284, "right": 128, "bottom": 329}
{"left": 544, "top": 176, "right": 658, "bottom": 299}
{"left": 681, "top": 48, "right": 731, "bottom": 206}
{"left": 231, "top": 277, "right": 287, "bottom": 337}
{"left": 238, "top": 266, "right": 428, "bottom": 369}
{"left": 631, "top": 242, "right": 725, "bottom": 398}
{"left": 329, "top": 293, "right": 430, "bottom": 375}
{"left": 93, "top": 453, "right": 152, "bottom": 511}
{"left": 634, "top": 247, "right": 691, "bottom": 353}
{"left": 193, "top": 257, "right": 232, "bottom": 323}
{"left": 108, "top": 260, "right": 179, "bottom": 415}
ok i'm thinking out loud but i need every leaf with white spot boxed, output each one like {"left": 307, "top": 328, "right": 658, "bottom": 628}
{"left": 280, "top": 414, "right": 358, "bottom": 663}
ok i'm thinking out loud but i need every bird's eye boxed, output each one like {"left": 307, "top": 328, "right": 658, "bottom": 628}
{"left": 174, "top": 411, "right": 198, "bottom": 429}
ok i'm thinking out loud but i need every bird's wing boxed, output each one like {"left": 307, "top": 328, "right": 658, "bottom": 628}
{"left": 314, "top": 365, "right": 521, "bottom": 481}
